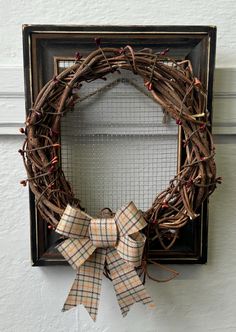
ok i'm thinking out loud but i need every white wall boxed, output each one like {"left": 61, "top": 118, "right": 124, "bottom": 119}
{"left": 0, "top": 1, "right": 236, "bottom": 331}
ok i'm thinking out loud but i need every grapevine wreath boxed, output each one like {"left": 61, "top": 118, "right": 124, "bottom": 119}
{"left": 19, "top": 41, "right": 221, "bottom": 270}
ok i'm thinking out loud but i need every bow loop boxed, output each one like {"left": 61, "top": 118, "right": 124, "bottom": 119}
{"left": 114, "top": 201, "right": 147, "bottom": 236}
{"left": 56, "top": 238, "right": 96, "bottom": 271}
{"left": 116, "top": 232, "right": 146, "bottom": 267}
{"left": 57, "top": 205, "right": 90, "bottom": 238}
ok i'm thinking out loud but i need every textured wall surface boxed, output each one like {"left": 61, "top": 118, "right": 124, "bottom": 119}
{"left": 0, "top": 0, "right": 236, "bottom": 67}
{"left": 0, "top": 1, "right": 236, "bottom": 331}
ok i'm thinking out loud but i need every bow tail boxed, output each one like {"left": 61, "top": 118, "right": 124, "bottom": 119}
{"left": 106, "top": 248, "right": 155, "bottom": 317}
{"left": 62, "top": 248, "right": 106, "bottom": 321}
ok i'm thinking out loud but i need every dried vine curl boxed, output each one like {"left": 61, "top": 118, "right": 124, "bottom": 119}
{"left": 19, "top": 44, "right": 220, "bottom": 249}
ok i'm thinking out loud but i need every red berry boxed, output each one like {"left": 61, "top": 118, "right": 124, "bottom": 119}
{"left": 176, "top": 119, "right": 182, "bottom": 125}
{"left": 160, "top": 48, "right": 169, "bottom": 56}
{"left": 53, "top": 76, "right": 59, "bottom": 84}
{"left": 75, "top": 51, "right": 81, "bottom": 60}
{"left": 162, "top": 201, "right": 169, "bottom": 209}
{"left": 186, "top": 179, "right": 194, "bottom": 188}
{"left": 48, "top": 165, "right": 55, "bottom": 173}
{"left": 194, "top": 78, "right": 201, "bottom": 87}
{"left": 94, "top": 37, "right": 101, "bottom": 47}
{"left": 200, "top": 123, "right": 206, "bottom": 131}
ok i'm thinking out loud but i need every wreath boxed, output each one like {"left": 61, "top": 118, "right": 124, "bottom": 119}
{"left": 19, "top": 41, "right": 221, "bottom": 252}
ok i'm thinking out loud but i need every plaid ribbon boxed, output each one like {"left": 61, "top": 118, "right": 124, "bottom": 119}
{"left": 56, "top": 201, "right": 155, "bottom": 321}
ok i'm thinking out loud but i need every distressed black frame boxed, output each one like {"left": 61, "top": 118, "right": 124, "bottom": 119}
{"left": 22, "top": 25, "right": 216, "bottom": 266}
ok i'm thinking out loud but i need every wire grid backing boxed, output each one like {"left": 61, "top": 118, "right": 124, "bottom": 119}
{"left": 59, "top": 61, "right": 178, "bottom": 216}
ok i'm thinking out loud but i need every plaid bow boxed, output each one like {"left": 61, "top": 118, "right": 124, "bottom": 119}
{"left": 56, "top": 201, "right": 155, "bottom": 321}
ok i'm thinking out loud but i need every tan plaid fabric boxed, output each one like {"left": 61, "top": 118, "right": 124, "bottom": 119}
{"left": 106, "top": 248, "right": 155, "bottom": 316}
{"left": 62, "top": 248, "right": 106, "bottom": 321}
{"left": 57, "top": 238, "right": 96, "bottom": 270}
{"left": 115, "top": 201, "right": 147, "bottom": 236}
{"left": 56, "top": 201, "right": 155, "bottom": 321}
{"left": 116, "top": 232, "right": 146, "bottom": 267}
{"left": 56, "top": 205, "right": 90, "bottom": 238}
{"left": 90, "top": 217, "right": 117, "bottom": 248}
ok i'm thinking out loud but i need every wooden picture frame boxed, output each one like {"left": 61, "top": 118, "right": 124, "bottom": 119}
{"left": 22, "top": 25, "right": 216, "bottom": 265}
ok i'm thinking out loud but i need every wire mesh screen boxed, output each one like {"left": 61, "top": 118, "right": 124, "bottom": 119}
{"left": 59, "top": 60, "right": 178, "bottom": 216}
